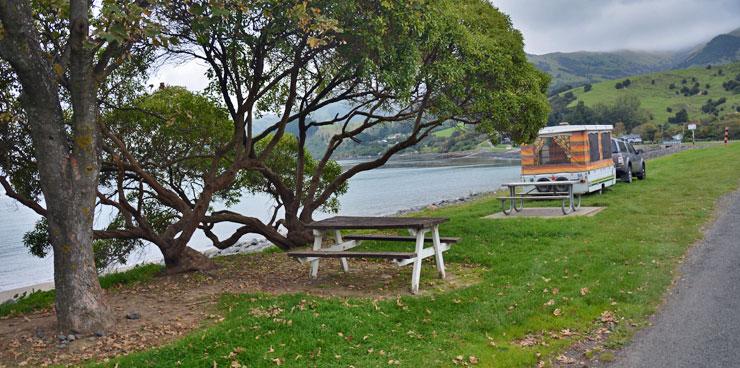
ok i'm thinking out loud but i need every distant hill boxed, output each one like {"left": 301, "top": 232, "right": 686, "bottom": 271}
{"left": 530, "top": 27, "right": 740, "bottom": 93}
{"left": 678, "top": 32, "right": 740, "bottom": 68}
{"left": 562, "top": 62, "right": 740, "bottom": 124}
{"left": 528, "top": 51, "right": 674, "bottom": 93}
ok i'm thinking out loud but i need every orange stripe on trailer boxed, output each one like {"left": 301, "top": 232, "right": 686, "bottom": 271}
{"left": 521, "top": 159, "right": 614, "bottom": 175}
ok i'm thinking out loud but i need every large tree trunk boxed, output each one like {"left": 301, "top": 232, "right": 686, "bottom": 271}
{"left": 19, "top": 91, "right": 114, "bottom": 335}
{"left": 161, "top": 243, "right": 218, "bottom": 275}
{"left": 0, "top": 0, "right": 113, "bottom": 334}
{"left": 48, "top": 204, "right": 112, "bottom": 334}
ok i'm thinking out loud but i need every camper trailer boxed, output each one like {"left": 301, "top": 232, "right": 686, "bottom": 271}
{"left": 520, "top": 124, "right": 616, "bottom": 194}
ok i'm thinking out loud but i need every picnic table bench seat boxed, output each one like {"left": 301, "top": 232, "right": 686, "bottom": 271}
{"left": 495, "top": 195, "right": 571, "bottom": 200}
{"left": 341, "top": 234, "right": 460, "bottom": 243}
{"left": 286, "top": 250, "right": 417, "bottom": 260}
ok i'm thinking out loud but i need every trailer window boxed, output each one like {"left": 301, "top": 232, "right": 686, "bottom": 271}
{"left": 533, "top": 135, "right": 572, "bottom": 165}
{"left": 588, "top": 133, "right": 600, "bottom": 162}
{"left": 601, "top": 132, "right": 611, "bottom": 159}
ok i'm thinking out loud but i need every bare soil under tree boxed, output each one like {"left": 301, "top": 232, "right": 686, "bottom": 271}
{"left": 0, "top": 253, "right": 480, "bottom": 367}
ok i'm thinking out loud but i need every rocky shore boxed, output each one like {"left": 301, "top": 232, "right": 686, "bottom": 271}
{"left": 394, "top": 191, "right": 496, "bottom": 215}
{"left": 202, "top": 238, "right": 275, "bottom": 257}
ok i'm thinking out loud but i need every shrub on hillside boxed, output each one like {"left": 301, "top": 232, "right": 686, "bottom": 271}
{"left": 668, "top": 109, "right": 689, "bottom": 124}
{"left": 722, "top": 74, "right": 740, "bottom": 93}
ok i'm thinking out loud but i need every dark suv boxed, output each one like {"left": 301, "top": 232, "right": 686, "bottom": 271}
{"left": 611, "top": 138, "right": 645, "bottom": 183}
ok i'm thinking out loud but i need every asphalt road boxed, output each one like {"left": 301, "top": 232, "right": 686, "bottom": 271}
{"left": 609, "top": 190, "right": 740, "bottom": 368}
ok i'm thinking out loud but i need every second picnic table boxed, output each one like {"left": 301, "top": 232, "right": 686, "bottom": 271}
{"left": 498, "top": 180, "right": 582, "bottom": 215}
{"left": 287, "top": 216, "right": 459, "bottom": 294}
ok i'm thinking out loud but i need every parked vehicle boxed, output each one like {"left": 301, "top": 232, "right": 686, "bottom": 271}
{"left": 611, "top": 138, "right": 646, "bottom": 183}
{"left": 620, "top": 134, "right": 643, "bottom": 144}
{"left": 520, "top": 124, "right": 617, "bottom": 194}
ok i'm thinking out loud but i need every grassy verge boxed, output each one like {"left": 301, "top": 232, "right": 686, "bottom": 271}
{"left": 0, "top": 264, "right": 162, "bottom": 318}
{"left": 84, "top": 143, "right": 740, "bottom": 367}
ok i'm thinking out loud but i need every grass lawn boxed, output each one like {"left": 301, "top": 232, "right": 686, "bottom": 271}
{"left": 0, "top": 264, "right": 162, "bottom": 318}
{"left": 45, "top": 144, "right": 740, "bottom": 367}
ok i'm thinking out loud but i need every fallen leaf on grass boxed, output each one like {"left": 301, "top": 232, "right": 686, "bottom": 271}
{"left": 580, "top": 287, "right": 589, "bottom": 296}
{"left": 544, "top": 299, "right": 555, "bottom": 306}
{"left": 515, "top": 335, "right": 539, "bottom": 347}
{"left": 560, "top": 329, "right": 577, "bottom": 337}
{"left": 556, "top": 354, "right": 577, "bottom": 364}
{"left": 601, "top": 311, "right": 616, "bottom": 323}
{"left": 553, "top": 308, "right": 562, "bottom": 316}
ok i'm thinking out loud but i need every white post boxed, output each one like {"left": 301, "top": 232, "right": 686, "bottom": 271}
{"left": 310, "top": 230, "right": 323, "bottom": 279}
{"left": 410, "top": 228, "right": 426, "bottom": 294}
{"left": 335, "top": 230, "right": 349, "bottom": 272}
{"left": 431, "top": 225, "right": 446, "bottom": 279}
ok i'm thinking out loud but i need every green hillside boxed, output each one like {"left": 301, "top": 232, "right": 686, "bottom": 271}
{"left": 564, "top": 62, "right": 740, "bottom": 123}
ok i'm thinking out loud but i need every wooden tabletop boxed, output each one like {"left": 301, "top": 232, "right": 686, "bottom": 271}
{"left": 306, "top": 216, "right": 448, "bottom": 230}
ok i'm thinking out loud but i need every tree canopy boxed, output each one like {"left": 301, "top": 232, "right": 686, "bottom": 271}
{"left": 2, "top": 0, "right": 550, "bottom": 276}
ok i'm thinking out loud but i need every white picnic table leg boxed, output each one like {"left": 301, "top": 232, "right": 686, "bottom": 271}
{"left": 431, "top": 225, "right": 446, "bottom": 279}
{"left": 335, "top": 230, "right": 349, "bottom": 272}
{"left": 410, "top": 228, "right": 425, "bottom": 294}
{"left": 310, "top": 230, "right": 323, "bottom": 279}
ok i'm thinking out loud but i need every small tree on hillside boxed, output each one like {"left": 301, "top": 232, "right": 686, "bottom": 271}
{"left": 668, "top": 109, "right": 689, "bottom": 124}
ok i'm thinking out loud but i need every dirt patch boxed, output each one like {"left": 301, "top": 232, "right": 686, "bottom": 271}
{"left": 0, "top": 253, "right": 481, "bottom": 367}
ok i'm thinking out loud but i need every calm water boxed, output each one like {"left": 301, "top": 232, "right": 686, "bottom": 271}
{"left": 0, "top": 160, "right": 519, "bottom": 292}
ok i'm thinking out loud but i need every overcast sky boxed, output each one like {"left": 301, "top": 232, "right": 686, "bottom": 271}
{"left": 150, "top": 0, "right": 740, "bottom": 90}
{"left": 491, "top": 0, "right": 740, "bottom": 54}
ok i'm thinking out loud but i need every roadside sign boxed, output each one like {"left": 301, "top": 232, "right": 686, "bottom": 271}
{"left": 688, "top": 124, "right": 696, "bottom": 130}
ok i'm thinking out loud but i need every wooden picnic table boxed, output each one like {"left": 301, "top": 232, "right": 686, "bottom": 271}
{"left": 287, "top": 216, "right": 459, "bottom": 294}
{"left": 498, "top": 181, "right": 582, "bottom": 215}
